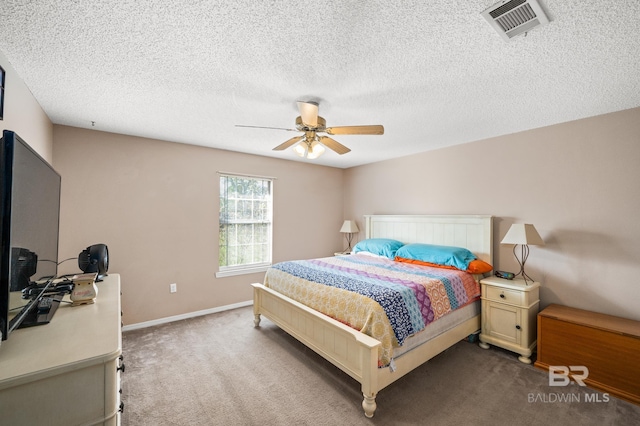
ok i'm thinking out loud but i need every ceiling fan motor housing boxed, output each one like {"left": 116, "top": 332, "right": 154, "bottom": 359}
{"left": 296, "top": 115, "right": 326, "bottom": 131}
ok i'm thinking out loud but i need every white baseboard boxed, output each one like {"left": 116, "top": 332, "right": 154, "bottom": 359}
{"left": 122, "top": 300, "right": 253, "bottom": 332}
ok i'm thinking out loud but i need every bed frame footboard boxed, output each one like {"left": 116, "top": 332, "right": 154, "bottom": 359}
{"left": 252, "top": 282, "right": 481, "bottom": 418}
{"left": 252, "top": 283, "right": 381, "bottom": 417}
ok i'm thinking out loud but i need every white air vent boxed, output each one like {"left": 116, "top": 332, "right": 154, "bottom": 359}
{"left": 482, "top": 0, "right": 550, "bottom": 41}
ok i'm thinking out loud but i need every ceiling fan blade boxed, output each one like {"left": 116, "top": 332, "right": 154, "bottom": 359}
{"left": 325, "top": 125, "right": 384, "bottom": 135}
{"left": 273, "top": 135, "right": 304, "bottom": 151}
{"left": 319, "top": 136, "right": 351, "bottom": 155}
{"left": 236, "top": 124, "right": 297, "bottom": 131}
{"left": 297, "top": 101, "right": 319, "bottom": 127}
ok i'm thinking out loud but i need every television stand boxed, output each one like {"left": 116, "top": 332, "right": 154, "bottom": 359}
{"left": 0, "top": 274, "right": 123, "bottom": 426}
{"left": 17, "top": 293, "right": 64, "bottom": 328}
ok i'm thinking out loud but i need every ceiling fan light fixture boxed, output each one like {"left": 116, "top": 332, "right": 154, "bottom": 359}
{"left": 293, "top": 142, "right": 307, "bottom": 157}
{"left": 294, "top": 139, "right": 325, "bottom": 159}
{"left": 307, "top": 142, "right": 325, "bottom": 159}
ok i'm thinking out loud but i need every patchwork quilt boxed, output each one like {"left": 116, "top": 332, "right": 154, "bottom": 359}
{"left": 264, "top": 253, "right": 480, "bottom": 366}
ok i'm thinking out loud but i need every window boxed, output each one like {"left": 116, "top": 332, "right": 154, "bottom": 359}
{"left": 216, "top": 173, "right": 273, "bottom": 277}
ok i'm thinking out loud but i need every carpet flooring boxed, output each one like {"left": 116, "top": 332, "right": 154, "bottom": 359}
{"left": 121, "top": 306, "right": 640, "bottom": 425}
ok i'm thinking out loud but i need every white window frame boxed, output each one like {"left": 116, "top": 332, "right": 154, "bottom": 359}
{"left": 216, "top": 172, "right": 273, "bottom": 278}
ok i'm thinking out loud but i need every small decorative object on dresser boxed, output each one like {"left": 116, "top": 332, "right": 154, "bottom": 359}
{"left": 479, "top": 276, "right": 540, "bottom": 364}
{"left": 70, "top": 273, "right": 99, "bottom": 306}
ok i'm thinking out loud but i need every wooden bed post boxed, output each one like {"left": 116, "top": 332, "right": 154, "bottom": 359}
{"left": 362, "top": 394, "right": 377, "bottom": 418}
{"left": 360, "top": 333, "right": 379, "bottom": 417}
{"left": 253, "top": 284, "right": 262, "bottom": 327}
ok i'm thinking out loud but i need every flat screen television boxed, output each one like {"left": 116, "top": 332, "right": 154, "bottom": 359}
{"left": 0, "top": 130, "right": 61, "bottom": 341}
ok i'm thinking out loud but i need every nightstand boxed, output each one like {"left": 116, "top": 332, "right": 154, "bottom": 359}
{"left": 478, "top": 276, "right": 540, "bottom": 364}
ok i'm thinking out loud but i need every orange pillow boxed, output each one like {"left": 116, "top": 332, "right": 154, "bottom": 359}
{"left": 467, "top": 259, "right": 494, "bottom": 274}
{"left": 395, "top": 257, "right": 493, "bottom": 274}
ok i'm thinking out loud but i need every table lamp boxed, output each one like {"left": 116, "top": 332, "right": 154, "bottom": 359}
{"left": 340, "top": 220, "right": 359, "bottom": 252}
{"left": 500, "top": 223, "right": 544, "bottom": 284}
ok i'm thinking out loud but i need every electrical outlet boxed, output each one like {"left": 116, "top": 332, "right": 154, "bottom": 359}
{"left": 170, "top": 283, "right": 177, "bottom": 293}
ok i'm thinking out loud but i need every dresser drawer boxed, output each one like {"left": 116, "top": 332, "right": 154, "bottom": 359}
{"left": 485, "top": 286, "right": 525, "bottom": 305}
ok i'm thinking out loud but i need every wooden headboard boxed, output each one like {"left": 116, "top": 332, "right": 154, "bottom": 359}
{"left": 364, "top": 215, "right": 493, "bottom": 265}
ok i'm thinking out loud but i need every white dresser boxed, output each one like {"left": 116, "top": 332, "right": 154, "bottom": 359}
{"left": 0, "top": 274, "right": 123, "bottom": 425}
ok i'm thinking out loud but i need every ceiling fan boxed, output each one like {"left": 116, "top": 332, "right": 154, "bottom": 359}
{"left": 236, "top": 101, "right": 384, "bottom": 159}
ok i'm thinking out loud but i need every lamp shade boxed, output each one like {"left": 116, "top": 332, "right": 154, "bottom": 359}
{"left": 340, "top": 220, "right": 359, "bottom": 233}
{"left": 500, "top": 224, "right": 544, "bottom": 246}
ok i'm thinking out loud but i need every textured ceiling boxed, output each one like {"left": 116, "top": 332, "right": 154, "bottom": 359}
{"left": 1, "top": 1, "right": 639, "bottom": 168}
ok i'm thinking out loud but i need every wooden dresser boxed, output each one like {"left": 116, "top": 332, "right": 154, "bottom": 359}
{"left": 0, "top": 274, "right": 123, "bottom": 425}
{"left": 535, "top": 304, "right": 640, "bottom": 405}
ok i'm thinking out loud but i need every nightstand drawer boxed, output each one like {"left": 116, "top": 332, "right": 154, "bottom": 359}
{"left": 485, "top": 286, "right": 525, "bottom": 305}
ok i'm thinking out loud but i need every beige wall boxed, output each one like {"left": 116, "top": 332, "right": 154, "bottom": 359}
{"left": 344, "top": 107, "right": 640, "bottom": 321}
{"left": 53, "top": 126, "right": 345, "bottom": 325}
{"left": 0, "top": 50, "right": 53, "bottom": 160}
{"left": 7, "top": 47, "right": 639, "bottom": 324}
{"left": 48, "top": 108, "right": 640, "bottom": 325}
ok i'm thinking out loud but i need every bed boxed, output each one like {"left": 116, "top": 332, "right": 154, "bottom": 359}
{"left": 252, "top": 214, "right": 493, "bottom": 417}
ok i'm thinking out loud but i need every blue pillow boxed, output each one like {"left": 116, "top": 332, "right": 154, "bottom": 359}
{"left": 395, "top": 243, "right": 477, "bottom": 271}
{"left": 352, "top": 238, "right": 404, "bottom": 259}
